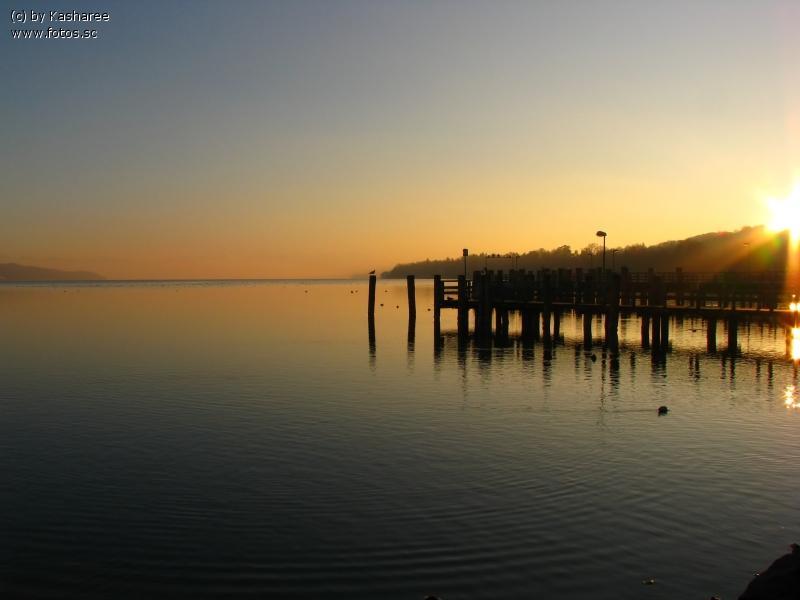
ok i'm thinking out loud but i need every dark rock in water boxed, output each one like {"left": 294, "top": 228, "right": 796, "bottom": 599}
{"left": 658, "top": 406, "right": 669, "bottom": 415}
{"left": 590, "top": 354, "right": 597, "bottom": 362}
{"left": 738, "top": 544, "right": 800, "bottom": 600}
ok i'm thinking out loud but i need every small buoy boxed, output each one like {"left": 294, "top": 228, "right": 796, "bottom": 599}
{"left": 642, "top": 578, "right": 656, "bottom": 585}
{"left": 350, "top": 290, "right": 353, "bottom": 294}
{"left": 396, "top": 305, "right": 400, "bottom": 308}
{"left": 427, "top": 308, "right": 431, "bottom": 311}
{"left": 380, "top": 303, "right": 384, "bottom": 307}
{"left": 658, "top": 406, "right": 669, "bottom": 415}
{"left": 304, "top": 290, "right": 308, "bottom": 293}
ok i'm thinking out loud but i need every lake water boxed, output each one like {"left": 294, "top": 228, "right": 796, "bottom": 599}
{"left": 1, "top": 280, "right": 798, "bottom": 599}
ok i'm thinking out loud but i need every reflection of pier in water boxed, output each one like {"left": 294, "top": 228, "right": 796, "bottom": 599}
{"left": 427, "top": 329, "right": 780, "bottom": 387}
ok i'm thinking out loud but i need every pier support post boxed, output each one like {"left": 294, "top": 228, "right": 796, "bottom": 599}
{"left": 543, "top": 273, "right": 552, "bottom": 349}
{"left": 521, "top": 307, "right": 530, "bottom": 340}
{"left": 707, "top": 318, "right": 717, "bottom": 353}
{"left": 479, "top": 272, "right": 492, "bottom": 339}
{"left": 727, "top": 317, "right": 738, "bottom": 354}
{"left": 641, "top": 313, "right": 650, "bottom": 348}
{"left": 406, "top": 275, "right": 416, "bottom": 321}
{"left": 433, "top": 274, "right": 442, "bottom": 324}
{"left": 651, "top": 313, "right": 662, "bottom": 350}
{"left": 457, "top": 275, "right": 468, "bottom": 337}
{"left": 607, "top": 273, "right": 621, "bottom": 355}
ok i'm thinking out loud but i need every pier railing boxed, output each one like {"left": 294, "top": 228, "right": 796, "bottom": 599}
{"left": 436, "top": 267, "right": 786, "bottom": 311}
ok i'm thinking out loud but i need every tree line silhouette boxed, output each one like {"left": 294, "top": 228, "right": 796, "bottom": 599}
{"left": 382, "top": 225, "right": 790, "bottom": 278}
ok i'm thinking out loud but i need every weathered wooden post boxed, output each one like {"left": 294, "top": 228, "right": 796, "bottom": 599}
{"left": 650, "top": 276, "right": 662, "bottom": 350}
{"left": 406, "top": 275, "right": 416, "bottom": 320}
{"left": 641, "top": 313, "right": 651, "bottom": 348}
{"left": 480, "top": 272, "right": 492, "bottom": 338}
{"left": 607, "top": 273, "right": 621, "bottom": 355}
{"left": 367, "top": 274, "right": 377, "bottom": 359}
{"left": 457, "top": 275, "right": 468, "bottom": 337}
{"left": 521, "top": 307, "right": 531, "bottom": 340}
{"left": 433, "top": 274, "right": 442, "bottom": 323}
{"left": 368, "top": 274, "right": 377, "bottom": 318}
{"left": 542, "top": 272, "right": 552, "bottom": 347}
{"left": 707, "top": 318, "right": 717, "bottom": 353}
{"left": 727, "top": 317, "right": 738, "bottom": 353}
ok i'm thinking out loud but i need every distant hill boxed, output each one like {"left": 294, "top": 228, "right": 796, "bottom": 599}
{"left": 382, "top": 225, "right": 789, "bottom": 278}
{"left": 0, "top": 263, "right": 105, "bottom": 281}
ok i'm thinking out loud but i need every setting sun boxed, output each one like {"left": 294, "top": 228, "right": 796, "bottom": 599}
{"left": 767, "top": 182, "right": 800, "bottom": 245}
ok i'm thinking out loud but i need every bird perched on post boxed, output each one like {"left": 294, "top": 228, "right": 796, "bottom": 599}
{"left": 369, "top": 270, "right": 375, "bottom": 275}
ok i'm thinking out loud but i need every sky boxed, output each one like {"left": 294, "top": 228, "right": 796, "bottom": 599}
{"left": 3, "top": 0, "right": 800, "bottom": 278}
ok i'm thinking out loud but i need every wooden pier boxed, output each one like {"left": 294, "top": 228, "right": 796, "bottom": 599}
{"left": 428, "top": 267, "right": 795, "bottom": 354}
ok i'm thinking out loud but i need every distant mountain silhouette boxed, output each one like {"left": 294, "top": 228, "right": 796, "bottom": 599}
{"left": 0, "top": 263, "right": 105, "bottom": 281}
{"left": 382, "top": 225, "right": 788, "bottom": 278}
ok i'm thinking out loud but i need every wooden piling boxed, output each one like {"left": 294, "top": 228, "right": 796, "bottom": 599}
{"left": 543, "top": 273, "right": 552, "bottom": 347}
{"left": 368, "top": 274, "right": 377, "bottom": 318}
{"left": 406, "top": 275, "right": 416, "bottom": 320}
{"left": 707, "top": 318, "right": 717, "bottom": 353}
{"left": 433, "top": 274, "right": 442, "bottom": 322}
{"left": 652, "top": 313, "right": 662, "bottom": 349}
{"left": 641, "top": 314, "right": 650, "bottom": 348}
{"left": 607, "top": 273, "right": 621, "bottom": 355}
{"left": 479, "top": 272, "right": 492, "bottom": 338}
{"left": 727, "top": 317, "right": 738, "bottom": 353}
{"left": 457, "top": 275, "right": 468, "bottom": 337}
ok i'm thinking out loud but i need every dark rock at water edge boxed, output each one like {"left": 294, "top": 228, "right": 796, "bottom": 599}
{"left": 739, "top": 544, "right": 800, "bottom": 600}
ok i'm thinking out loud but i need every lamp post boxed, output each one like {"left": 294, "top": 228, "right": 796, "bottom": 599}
{"left": 596, "top": 230, "right": 607, "bottom": 275}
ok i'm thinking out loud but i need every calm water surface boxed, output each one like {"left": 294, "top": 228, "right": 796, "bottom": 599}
{"left": 1, "top": 280, "right": 798, "bottom": 599}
